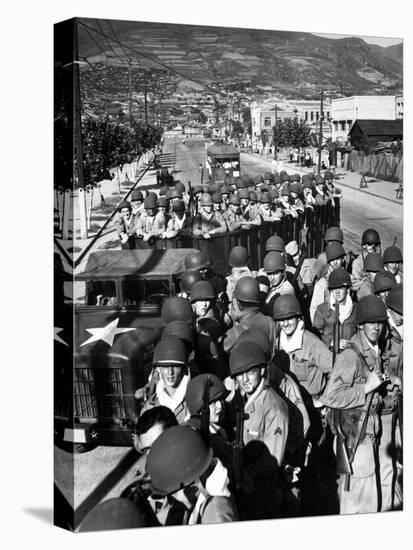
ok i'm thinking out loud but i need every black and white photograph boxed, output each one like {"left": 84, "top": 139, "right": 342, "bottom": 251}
{"left": 52, "top": 14, "right": 405, "bottom": 532}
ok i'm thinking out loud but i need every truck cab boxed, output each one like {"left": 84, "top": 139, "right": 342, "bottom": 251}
{"left": 54, "top": 248, "right": 198, "bottom": 452}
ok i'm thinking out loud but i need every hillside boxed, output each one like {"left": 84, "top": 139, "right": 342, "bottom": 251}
{"left": 77, "top": 19, "right": 403, "bottom": 99}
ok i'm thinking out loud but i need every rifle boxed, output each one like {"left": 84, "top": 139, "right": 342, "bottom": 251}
{"left": 187, "top": 180, "right": 196, "bottom": 215}
{"left": 199, "top": 376, "right": 211, "bottom": 444}
{"left": 232, "top": 397, "right": 246, "bottom": 494}
{"left": 332, "top": 299, "right": 340, "bottom": 364}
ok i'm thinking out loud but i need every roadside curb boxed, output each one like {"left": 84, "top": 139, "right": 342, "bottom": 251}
{"left": 336, "top": 181, "right": 403, "bottom": 206}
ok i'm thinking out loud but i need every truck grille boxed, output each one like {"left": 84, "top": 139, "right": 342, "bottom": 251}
{"left": 74, "top": 367, "right": 127, "bottom": 419}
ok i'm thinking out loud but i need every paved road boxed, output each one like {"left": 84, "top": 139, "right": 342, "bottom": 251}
{"left": 164, "top": 138, "right": 403, "bottom": 253}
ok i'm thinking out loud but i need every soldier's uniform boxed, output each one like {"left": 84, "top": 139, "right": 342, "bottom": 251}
{"left": 313, "top": 298, "right": 357, "bottom": 348}
{"left": 164, "top": 210, "right": 192, "bottom": 239}
{"left": 115, "top": 202, "right": 136, "bottom": 249}
{"left": 223, "top": 209, "right": 247, "bottom": 231}
{"left": 357, "top": 253, "right": 384, "bottom": 301}
{"left": 357, "top": 275, "right": 375, "bottom": 300}
{"left": 191, "top": 210, "right": 227, "bottom": 236}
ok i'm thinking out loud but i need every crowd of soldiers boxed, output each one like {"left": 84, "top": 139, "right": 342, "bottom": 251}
{"left": 80, "top": 205, "right": 403, "bottom": 529}
{"left": 115, "top": 169, "right": 342, "bottom": 247}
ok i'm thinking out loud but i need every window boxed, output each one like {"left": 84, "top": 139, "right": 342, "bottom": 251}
{"left": 316, "top": 112, "right": 319, "bottom": 121}
{"left": 122, "top": 279, "right": 171, "bottom": 306}
{"left": 264, "top": 117, "right": 272, "bottom": 127}
{"left": 83, "top": 280, "right": 118, "bottom": 306}
{"left": 305, "top": 112, "right": 308, "bottom": 121}
{"left": 327, "top": 111, "right": 330, "bottom": 119}
{"left": 310, "top": 111, "right": 314, "bottom": 121}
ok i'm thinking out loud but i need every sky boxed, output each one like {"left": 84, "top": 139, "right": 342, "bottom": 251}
{"left": 314, "top": 33, "right": 402, "bottom": 47}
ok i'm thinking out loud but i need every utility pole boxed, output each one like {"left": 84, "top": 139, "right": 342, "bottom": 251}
{"left": 128, "top": 60, "right": 133, "bottom": 124}
{"left": 144, "top": 70, "right": 148, "bottom": 125}
{"left": 73, "top": 19, "right": 85, "bottom": 189}
{"left": 274, "top": 103, "right": 278, "bottom": 160}
{"left": 317, "top": 89, "right": 324, "bottom": 175}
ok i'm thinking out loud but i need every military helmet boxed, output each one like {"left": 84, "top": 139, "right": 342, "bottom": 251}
{"left": 77, "top": 498, "right": 146, "bottom": 531}
{"left": 289, "top": 182, "right": 301, "bottom": 195}
{"left": 185, "top": 374, "right": 228, "bottom": 415}
{"left": 386, "top": 285, "right": 403, "bottom": 315}
{"left": 190, "top": 280, "right": 216, "bottom": 303}
{"left": 131, "top": 189, "right": 144, "bottom": 202}
{"left": 159, "top": 186, "right": 167, "bottom": 196}
{"left": 144, "top": 194, "right": 157, "bottom": 209}
{"left": 356, "top": 295, "right": 387, "bottom": 324}
{"left": 315, "top": 174, "right": 325, "bottom": 186}
{"left": 260, "top": 191, "right": 271, "bottom": 204}
{"left": 212, "top": 192, "right": 222, "bottom": 204}
{"left": 169, "top": 188, "right": 183, "bottom": 200}
{"left": 364, "top": 253, "right": 384, "bottom": 273}
{"left": 193, "top": 184, "right": 203, "bottom": 195}
{"left": 202, "top": 184, "right": 212, "bottom": 194}
{"left": 383, "top": 246, "right": 403, "bottom": 264}
{"left": 229, "top": 194, "right": 241, "bottom": 206}
{"left": 269, "top": 188, "right": 280, "bottom": 200}
{"left": 118, "top": 200, "right": 131, "bottom": 212}
{"left": 362, "top": 228, "right": 380, "bottom": 245}
{"left": 280, "top": 185, "right": 290, "bottom": 197}
{"left": 264, "top": 171, "right": 273, "bottom": 181}
{"left": 281, "top": 173, "right": 290, "bottom": 183}
{"left": 234, "top": 177, "right": 244, "bottom": 189}
{"left": 153, "top": 336, "right": 187, "bottom": 366}
{"left": 229, "top": 246, "right": 249, "bottom": 268}
{"left": 290, "top": 173, "right": 301, "bottom": 182}
{"left": 161, "top": 297, "right": 194, "bottom": 325}
{"left": 229, "top": 342, "right": 267, "bottom": 377}
{"left": 175, "top": 181, "right": 186, "bottom": 194}
{"left": 273, "top": 174, "right": 282, "bottom": 185}
{"left": 325, "top": 242, "right": 346, "bottom": 262}
{"left": 373, "top": 271, "right": 396, "bottom": 294}
{"left": 324, "top": 171, "right": 334, "bottom": 180}
{"left": 238, "top": 328, "right": 271, "bottom": 359}
{"left": 233, "top": 276, "right": 260, "bottom": 304}
{"left": 220, "top": 184, "right": 230, "bottom": 195}
{"left": 273, "top": 294, "right": 302, "bottom": 320}
{"left": 146, "top": 426, "right": 213, "bottom": 495}
{"left": 200, "top": 193, "right": 213, "bottom": 207}
{"left": 158, "top": 196, "right": 168, "bottom": 208}
{"left": 253, "top": 174, "right": 264, "bottom": 184}
{"left": 249, "top": 191, "right": 258, "bottom": 202}
{"left": 180, "top": 269, "right": 203, "bottom": 293}
{"left": 184, "top": 252, "right": 210, "bottom": 271}
{"left": 172, "top": 199, "right": 185, "bottom": 212}
{"left": 263, "top": 251, "right": 285, "bottom": 273}
{"left": 162, "top": 320, "right": 194, "bottom": 346}
{"left": 328, "top": 267, "right": 351, "bottom": 289}
{"left": 325, "top": 226, "right": 344, "bottom": 243}
{"left": 265, "top": 235, "right": 285, "bottom": 253}
{"left": 238, "top": 188, "right": 250, "bottom": 200}
{"left": 302, "top": 175, "right": 313, "bottom": 189}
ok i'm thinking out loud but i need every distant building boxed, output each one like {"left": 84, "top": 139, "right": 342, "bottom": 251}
{"left": 395, "top": 95, "right": 404, "bottom": 119}
{"left": 348, "top": 119, "right": 403, "bottom": 149}
{"left": 331, "top": 95, "right": 400, "bottom": 141}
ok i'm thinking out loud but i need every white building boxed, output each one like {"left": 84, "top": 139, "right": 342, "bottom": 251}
{"left": 395, "top": 95, "right": 404, "bottom": 119}
{"left": 331, "top": 95, "right": 399, "bottom": 141}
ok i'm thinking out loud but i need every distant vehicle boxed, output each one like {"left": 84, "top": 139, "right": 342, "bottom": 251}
{"left": 206, "top": 142, "right": 240, "bottom": 183}
{"left": 54, "top": 248, "right": 198, "bottom": 452}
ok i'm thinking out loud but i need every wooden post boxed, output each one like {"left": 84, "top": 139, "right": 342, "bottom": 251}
{"left": 57, "top": 188, "right": 64, "bottom": 231}
{"left": 62, "top": 189, "right": 71, "bottom": 240}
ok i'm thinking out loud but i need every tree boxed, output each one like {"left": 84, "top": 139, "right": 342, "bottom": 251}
{"left": 241, "top": 106, "right": 252, "bottom": 135}
{"left": 231, "top": 120, "right": 244, "bottom": 140}
{"left": 272, "top": 118, "right": 311, "bottom": 149}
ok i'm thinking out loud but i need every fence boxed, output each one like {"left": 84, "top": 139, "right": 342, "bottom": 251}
{"left": 130, "top": 200, "right": 340, "bottom": 274}
{"left": 344, "top": 151, "right": 403, "bottom": 182}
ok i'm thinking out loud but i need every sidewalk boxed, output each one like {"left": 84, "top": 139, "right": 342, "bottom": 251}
{"left": 240, "top": 151, "right": 403, "bottom": 206}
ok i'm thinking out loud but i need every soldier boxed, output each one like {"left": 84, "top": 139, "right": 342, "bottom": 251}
{"left": 289, "top": 182, "right": 305, "bottom": 215}
{"left": 116, "top": 200, "right": 135, "bottom": 249}
{"left": 383, "top": 245, "right": 403, "bottom": 284}
{"left": 164, "top": 199, "right": 191, "bottom": 239}
{"left": 226, "top": 246, "right": 256, "bottom": 303}
{"left": 224, "top": 277, "right": 277, "bottom": 355}
{"left": 239, "top": 188, "right": 261, "bottom": 225}
{"left": 223, "top": 194, "right": 251, "bottom": 231}
{"left": 259, "top": 192, "right": 282, "bottom": 222}
{"left": 373, "top": 271, "right": 397, "bottom": 302}
{"left": 321, "top": 295, "right": 394, "bottom": 514}
{"left": 279, "top": 186, "right": 296, "bottom": 217}
{"left": 220, "top": 183, "right": 230, "bottom": 211}
{"left": 157, "top": 196, "right": 170, "bottom": 227}
{"left": 310, "top": 242, "right": 347, "bottom": 322}
{"left": 357, "top": 253, "right": 384, "bottom": 301}
{"left": 351, "top": 228, "right": 381, "bottom": 290}
{"left": 190, "top": 281, "right": 227, "bottom": 379}
{"left": 140, "top": 337, "right": 190, "bottom": 424}
{"left": 130, "top": 189, "right": 145, "bottom": 219}
{"left": 302, "top": 176, "right": 316, "bottom": 209}
{"left": 273, "top": 294, "right": 332, "bottom": 409}
{"left": 212, "top": 191, "right": 225, "bottom": 220}
{"left": 191, "top": 193, "right": 227, "bottom": 238}
{"left": 135, "top": 194, "right": 165, "bottom": 244}
{"left": 161, "top": 296, "right": 194, "bottom": 326}
{"left": 146, "top": 425, "right": 238, "bottom": 524}
{"left": 228, "top": 342, "right": 289, "bottom": 518}
{"left": 313, "top": 267, "right": 357, "bottom": 350}
{"left": 263, "top": 251, "right": 295, "bottom": 314}
{"left": 314, "top": 175, "right": 329, "bottom": 206}
{"left": 324, "top": 170, "right": 342, "bottom": 199}
{"left": 315, "top": 226, "right": 345, "bottom": 277}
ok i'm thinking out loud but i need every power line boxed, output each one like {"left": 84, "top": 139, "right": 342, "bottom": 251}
{"left": 94, "top": 19, "right": 127, "bottom": 66}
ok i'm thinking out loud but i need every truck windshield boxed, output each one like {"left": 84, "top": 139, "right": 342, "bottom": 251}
{"left": 122, "top": 279, "right": 171, "bottom": 305}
